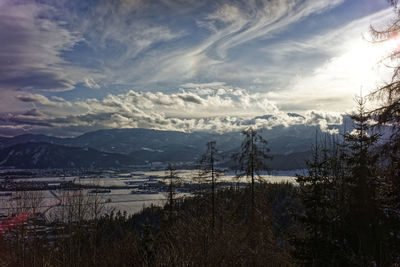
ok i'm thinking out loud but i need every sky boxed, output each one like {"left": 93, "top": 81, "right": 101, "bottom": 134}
{"left": 0, "top": 0, "right": 397, "bottom": 137}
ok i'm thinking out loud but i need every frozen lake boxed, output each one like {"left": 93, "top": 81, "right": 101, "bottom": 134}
{"left": 0, "top": 170, "right": 298, "bottom": 218}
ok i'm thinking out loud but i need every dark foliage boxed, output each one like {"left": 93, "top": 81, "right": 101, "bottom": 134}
{"left": 1, "top": 183, "right": 300, "bottom": 267}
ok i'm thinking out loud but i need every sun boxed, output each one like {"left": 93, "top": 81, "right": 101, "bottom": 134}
{"left": 384, "top": 32, "right": 400, "bottom": 53}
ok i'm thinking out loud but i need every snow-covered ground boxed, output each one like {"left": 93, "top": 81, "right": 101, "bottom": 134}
{"left": 0, "top": 170, "right": 297, "bottom": 218}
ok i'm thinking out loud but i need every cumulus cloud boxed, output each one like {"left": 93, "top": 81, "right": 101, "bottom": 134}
{"left": 305, "top": 111, "right": 342, "bottom": 133}
{"left": 1, "top": 86, "right": 344, "bottom": 136}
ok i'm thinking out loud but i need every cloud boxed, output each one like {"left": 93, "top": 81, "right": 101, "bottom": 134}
{"left": 0, "top": 124, "right": 32, "bottom": 138}
{"left": 22, "top": 109, "right": 44, "bottom": 117}
{"left": 177, "top": 93, "right": 203, "bottom": 104}
{"left": 84, "top": 77, "right": 101, "bottom": 89}
{"left": 181, "top": 82, "right": 227, "bottom": 88}
{"left": 29, "top": 0, "right": 345, "bottom": 92}
{"left": 3, "top": 86, "right": 343, "bottom": 136}
{"left": 16, "top": 93, "right": 69, "bottom": 108}
{"left": 0, "top": 0, "right": 389, "bottom": 137}
{"left": 198, "top": 0, "right": 345, "bottom": 59}
{"left": 259, "top": 8, "right": 396, "bottom": 112}
{"left": 305, "top": 111, "right": 342, "bottom": 131}
{"left": 0, "top": 1, "right": 85, "bottom": 91}
{"left": 126, "top": 0, "right": 348, "bottom": 91}
{"left": 0, "top": 0, "right": 356, "bottom": 97}
{"left": 65, "top": 0, "right": 183, "bottom": 69}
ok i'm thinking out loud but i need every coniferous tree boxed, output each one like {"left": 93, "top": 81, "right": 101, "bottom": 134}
{"left": 233, "top": 127, "right": 272, "bottom": 214}
{"left": 164, "top": 163, "right": 181, "bottom": 219}
{"left": 199, "top": 141, "right": 224, "bottom": 233}
{"left": 140, "top": 217, "right": 156, "bottom": 266}
{"left": 294, "top": 97, "right": 389, "bottom": 265}
{"left": 343, "top": 96, "right": 382, "bottom": 264}
{"left": 370, "top": 0, "right": 400, "bottom": 216}
{"left": 370, "top": 6, "right": 400, "bottom": 261}
{"left": 295, "top": 131, "right": 344, "bottom": 266}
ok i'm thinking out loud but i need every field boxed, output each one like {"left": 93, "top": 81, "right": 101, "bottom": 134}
{"left": 0, "top": 170, "right": 297, "bottom": 219}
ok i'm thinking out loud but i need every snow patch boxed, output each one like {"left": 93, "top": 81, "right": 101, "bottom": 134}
{"left": 141, "top": 147, "right": 164, "bottom": 153}
{"left": 32, "top": 147, "right": 46, "bottom": 165}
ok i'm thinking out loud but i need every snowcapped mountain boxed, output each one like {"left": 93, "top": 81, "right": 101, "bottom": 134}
{"left": 0, "top": 114, "right": 345, "bottom": 170}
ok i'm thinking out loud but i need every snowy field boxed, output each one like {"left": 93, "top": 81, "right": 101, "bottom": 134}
{"left": 0, "top": 170, "right": 297, "bottom": 218}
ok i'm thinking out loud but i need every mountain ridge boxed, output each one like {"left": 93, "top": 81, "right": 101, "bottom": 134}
{"left": 0, "top": 141, "right": 311, "bottom": 170}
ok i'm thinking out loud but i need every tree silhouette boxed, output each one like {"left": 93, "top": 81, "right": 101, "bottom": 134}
{"left": 370, "top": 1, "right": 400, "bottom": 211}
{"left": 233, "top": 127, "right": 272, "bottom": 213}
{"left": 294, "top": 97, "right": 389, "bottom": 265}
{"left": 294, "top": 129, "right": 353, "bottom": 265}
{"left": 198, "top": 141, "right": 224, "bottom": 234}
{"left": 164, "top": 163, "right": 181, "bottom": 220}
{"left": 370, "top": 4, "right": 400, "bottom": 262}
{"left": 344, "top": 96, "right": 382, "bottom": 264}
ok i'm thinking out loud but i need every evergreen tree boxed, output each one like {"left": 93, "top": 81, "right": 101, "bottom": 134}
{"left": 164, "top": 163, "right": 181, "bottom": 219}
{"left": 233, "top": 127, "right": 272, "bottom": 214}
{"left": 294, "top": 97, "right": 387, "bottom": 265}
{"left": 370, "top": 0, "right": 400, "bottom": 215}
{"left": 295, "top": 131, "right": 345, "bottom": 266}
{"left": 343, "top": 96, "right": 382, "bottom": 264}
{"left": 198, "top": 141, "right": 224, "bottom": 234}
{"left": 140, "top": 217, "right": 156, "bottom": 266}
{"left": 371, "top": 4, "right": 400, "bottom": 261}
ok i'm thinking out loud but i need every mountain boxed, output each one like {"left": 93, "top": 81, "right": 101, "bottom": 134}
{"left": 287, "top": 113, "right": 306, "bottom": 119}
{"left": 0, "top": 142, "right": 134, "bottom": 169}
{"left": 0, "top": 113, "right": 343, "bottom": 155}
{"left": 69, "top": 128, "right": 211, "bottom": 155}
{"left": 65, "top": 125, "right": 322, "bottom": 155}
{"left": 0, "top": 141, "right": 311, "bottom": 170}
{"left": 0, "top": 113, "right": 346, "bottom": 170}
{"left": 269, "top": 151, "right": 312, "bottom": 170}
{"left": 0, "top": 134, "right": 62, "bottom": 150}
{"left": 0, "top": 128, "right": 326, "bottom": 169}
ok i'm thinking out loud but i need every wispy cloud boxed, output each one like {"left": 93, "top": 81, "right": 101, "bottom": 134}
{"left": 0, "top": 1, "right": 84, "bottom": 92}
{"left": 265, "top": 8, "right": 396, "bottom": 112}
{"left": 134, "top": 0, "right": 346, "bottom": 87}
{"left": 197, "top": 0, "right": 345, "bottom": 59}
{"left": 0, "top": 0, "right": 392, "bottom": 137}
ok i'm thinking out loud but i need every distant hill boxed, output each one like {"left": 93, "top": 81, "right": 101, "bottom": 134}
{"left": 0, "top": 134, "right": 63, "bottom": 150}
{"left": 0, "top": 141, "right": 312, "bottom": 170}
{"left": 0, "top": 124, "right": 330, "bottom": 155}
{"left": 0, "top": 114, "right": 345, "bottom": 170}
{"left": 0, "top": 142, "right": 134, "bottom": 169}
{"left": 269, "top": 151, "right": 311, "bottom": 170}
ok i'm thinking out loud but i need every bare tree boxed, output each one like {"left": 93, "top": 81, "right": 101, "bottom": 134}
{"left": 48, "top": 180, "right": 108, "bottom": 266}
{"left": 6, "top": 190, "right": 44, "bottom": 266}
